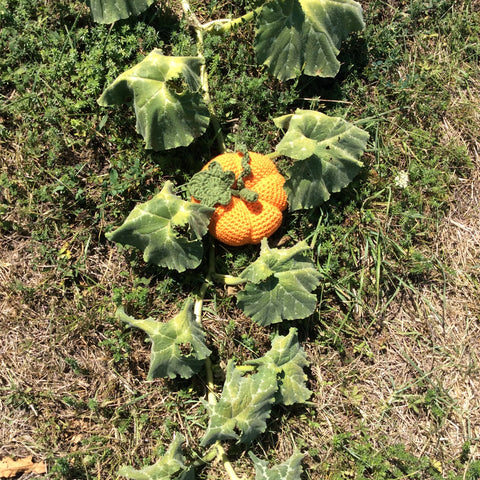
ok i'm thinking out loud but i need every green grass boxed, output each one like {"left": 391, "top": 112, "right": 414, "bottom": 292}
{"left": 1, "top": 0, "right": 480, "bottom": 479}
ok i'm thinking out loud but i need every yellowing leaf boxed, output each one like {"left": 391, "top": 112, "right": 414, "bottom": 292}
{"left": 98, "top": 50, "right": 210, "bottom": 150}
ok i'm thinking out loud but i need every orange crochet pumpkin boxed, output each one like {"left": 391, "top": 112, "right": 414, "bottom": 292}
{"left": 191, "top": 152, "right": 287, "bottom": 246}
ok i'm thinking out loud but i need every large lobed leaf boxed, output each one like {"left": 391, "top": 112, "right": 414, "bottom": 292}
{"left": 106, "top": 181, "right": 214, "bottom": 272}
{"left": 275, "top": 109, "right": 369, "bottom": 210}
{"left": 117, "top": 298, "right": 211, "bottom": 380}
{"left": 118, "top": 434, "right": 194, "bottom": 480}
{"left": 200, "top": 360, "right": 277, "bottom": 446}
{"left": 249, "top": 451, "right": 304, "bottom": 480}
{"left": 255, "top": 0, "right": 365, "bottom": 81}
{"left": 247, "top": 328, "right": 311, "bottom": 405}
{"left": 236, "top": 238, "right": 321, "bottom": 326}
{"left": 98, "top": 50, "right": 210, "bottom": 150}
{"left": 87, "top": 0, "right": 155, "bottom": 24}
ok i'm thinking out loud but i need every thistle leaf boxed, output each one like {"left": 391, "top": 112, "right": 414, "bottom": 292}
{"left": 106, "top": 181, "right": 214, "bottom": 272}
{"left": 274, "top": 109, "right": 369, "bottom": 210}
{"left": 249, "top": 451, "right": 304, "bottom": 480}
{"left": 200, "top": 360, "right": 277, "bottom": 446}
{"left": 118, "top": 434, "right": 194, "bottom": 480}
{"left": 87, "top": 0, "right": 155, "bottom": 24}
{"left": 255, "top": 0, "right": 365, "bottom": 81}
{"left": 98, "top": 50, "right": 210, "bottom": 150}
{"left": 247, "top": 328, "right": 311, "bottom": 405}
{"left": 117, "top": 298, "right": 211, "bottom": 380}
{"left": 237, "top": 239, "right": 321, "bottom": 326}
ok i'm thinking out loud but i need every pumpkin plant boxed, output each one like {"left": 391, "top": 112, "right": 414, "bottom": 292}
{"left": 89, "top": 0, "right": 370, "bottom": 478}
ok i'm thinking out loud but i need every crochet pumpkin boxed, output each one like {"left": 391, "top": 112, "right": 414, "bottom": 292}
{"left": 189, "top": 151, "right": 287, "bottom": 246}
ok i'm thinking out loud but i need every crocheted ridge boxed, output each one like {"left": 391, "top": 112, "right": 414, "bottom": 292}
{"left": 192, "top": 152, "right": 287, "bottom": 246}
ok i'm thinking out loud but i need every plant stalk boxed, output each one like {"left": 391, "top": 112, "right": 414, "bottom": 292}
{"left": 203, "top": 7, "right": 262, "bottom": 34}
{"left": 192, "top": 240, "right": 245, "bottom": 480}
{"left": 181, "top": 0, "right": 226, "bottom": 153}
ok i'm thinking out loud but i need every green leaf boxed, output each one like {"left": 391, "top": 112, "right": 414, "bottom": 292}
{"left": 87, "top": 0, "right": 155, "bottom": 24}
{"left": 200, "top": 360, "right": 277, "bottom": 446}
{"left": 106, "top": 181, "right": 214, "bottom": 272}
{"left": 187, "top": 161, "right": 236, "bottom": 208}
{"left": 274, "top": 109, "right": 369, "bottom": 210}
{"left": 119, "top": 434, "right": 194, "bottom": 480}
{"left": 98, "top": 50, "right": 210, "bottom": 150}
{"left": 117, "top": 298, "right": 211, "bottom": 380}
{"left": 246, "top": 328, "right": 311, "bottom": 405}
{"left": 237, "top": 239, "right": 321, "bottom": 326}
{"left": 249, "top": 451, "right": 304, "bottom": 480}
{"left": 255, "top": 0, "right": 365, "bottom": 81}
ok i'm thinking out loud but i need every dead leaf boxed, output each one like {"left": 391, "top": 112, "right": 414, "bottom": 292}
{"left": 0, "top": 456, "right": 46, "bottom": 478}
{"left": 226, "top": 286, "right": 238, "bottom": 295}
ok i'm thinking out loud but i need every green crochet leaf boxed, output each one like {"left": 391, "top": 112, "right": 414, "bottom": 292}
{"left": 246, "top": 328, "right": 311, "bottom": 405}
{"left": 87, "top": 0, "right": 154, "bottom": 24}
{"left": 200, "top": 360, "right": 277, "bottom": 446}
{"left": 116, "top": 298, "right": 211, "bottom": 380}
{"left": 237, "top": 238, "right": 321, "bottom": 326}
{"left": 249, "top": 451, "right": 304, "bottom": 480}
{"left": 98, "top": 50, "right": 210, "bottom": 150}
{"left": 274, "top": 109, "right": 369, "bottom": 210}
{"left": 106, "top": 181, "right": 214, "bottom": 272}
{"left": 187, "top": 161, "right": 236, "bottom": 208}
{"left": 255, "top": 0, "right": 365, "bottom": 81}
{"left": 118, "top": 434, "right": 194, "bottom": 480}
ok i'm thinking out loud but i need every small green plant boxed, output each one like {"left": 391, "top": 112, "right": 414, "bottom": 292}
{"left": 88, "top": 0, "right": 370, "bottom": 478}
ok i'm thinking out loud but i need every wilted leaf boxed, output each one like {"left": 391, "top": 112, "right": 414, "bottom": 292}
{"left": 0, "top": 456, "right": 46, "bottom": 478}
{"left": 87, "top": 0, "right": 155, "bottom": 24}
{"left": 200, "top": 360, "right": 277, "bottom": 446}
{"left": 247, "top": 328, "right": 311, "bottom": 405}
{"left": 98, "top": 50, "right": 210, "bottom": 150}
{"left": 106, "top": 181, "right": 214, "bottom": 272}
{"left": 255, "top": 0, "right": 364, "bottom": 81}
{"left": 249, "top": 451, "right": 304, "bottom": 480}
{"left": 117, "top": 298, "right": 211, "bottom": 380}
{"left": 274, "top": 109, "right": 369, "bottom": 210}
{"left": 237, "top": 239, "right": 321, "bottom": 326}
{"left": 118, "top": 434, "right": 194, "bottom": 480}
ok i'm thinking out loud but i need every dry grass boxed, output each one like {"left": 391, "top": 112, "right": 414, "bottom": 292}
{"left": 303, "top": 71, "right": 480, "bottom": 476}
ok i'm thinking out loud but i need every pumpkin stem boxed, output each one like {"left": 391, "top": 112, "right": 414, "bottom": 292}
{"left": 236, "top": 151, "right": 252, "bottom": 190}
{"left": 234, "top": 187, "right": 259, "bottom": 203}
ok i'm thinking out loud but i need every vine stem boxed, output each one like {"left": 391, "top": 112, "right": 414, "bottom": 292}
{"left": 203, "top": 7, "right": 262, "bottom": 34}
{"left": 181, "top": 0, "right": 226, "bottom": 153}
{"left": 193, "top": 240, "right": 244, "bottom": 480}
